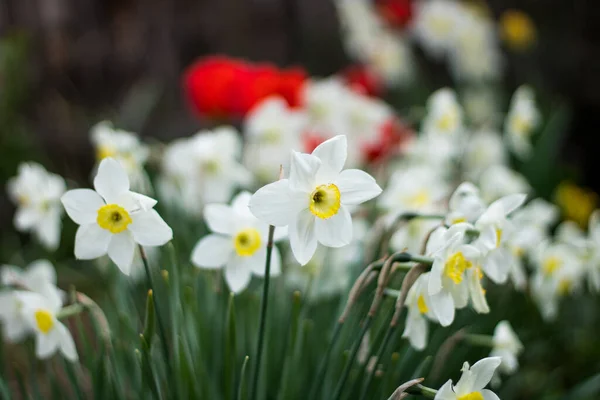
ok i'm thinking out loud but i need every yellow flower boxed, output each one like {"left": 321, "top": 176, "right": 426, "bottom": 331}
{"left": 555, "top": 181, "right": 598, "bottom": 228}
{"left": 500, "top": 10, "right": 537, "bottom": 51}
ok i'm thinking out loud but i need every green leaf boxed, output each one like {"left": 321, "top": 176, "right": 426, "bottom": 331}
{"left": 225, "top": 292, "right": 237, "bottom": 400}
{"left": 238, "top": 356, "right": 250, "bottom": 400}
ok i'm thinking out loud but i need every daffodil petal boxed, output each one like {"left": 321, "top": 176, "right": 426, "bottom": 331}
{"left": 129, "top": 210, "right": 173, "bottom": 246}
{"left": 74, "top": 224, "right": 111, "bottom": 259}
{"left": 289, "top": 151, "right": 320, "bottom": 192}
{"left": 204, "top": 204, "right": 234, "bottom": 235}
{"left": 430, "top": 290, "right": 455, "bottom": 327}
{"left": 249, "top": 179, "right": 305, "bottom": 226}
{"left": 191, "top": 234, "right": 232, "bottom": 269}
{"left": 57, "top": 322, "right": 78, "bottom": 362}
{"left": 36, "top": 329, "right": 59, "bottom": 359}
{"left": 315, "top": 206, "right": 352, "bottom": 247}
{"left": 93, "top": 158, "right": 130, "bottom": 203}
{"left": 481, "top": 389, "right": 501, "bottom": 400}
{"left": 313, "top": 135, "right": 347, "bottom": 182}
{"left": 435, "top": 380, "right": 456, "bottom": 400}
{"left": 336, "top": 169, "right": 382, "bottom": 205}
{"left": 108, "top": 232, "right": 136, "bottom": 275}
{"left": 470, "top": 357, "right": 502, "bottom": 391}
{"left": 289, "top": 209, "right": 317, "bottom": 266}
{"left": 61, "top": 189, "right": 105, "bottom": 225}
{"left": 14, "top": 208, "right": 40, "bottom": 230}
{"left": 225, "top": 258, "right": 253, "bottom": 294}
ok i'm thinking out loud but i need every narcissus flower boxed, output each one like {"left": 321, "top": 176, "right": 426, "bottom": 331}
{"left": 491, "top": 320, "right": 523, "bottom": 375}
{"left": 435, "top": 357, "right": 502, "bottom": 400}
{"left": 7, "top": 162, "right": 66, "bottom": 251}
{"left": 504, "top": 86, "right": 540, "bottom": 159}
{"left": 191, "top": 192, "right": 285, "bottom": 293}
{"left": 249, "top": 135, "right": 382, "bottom": 265}
{"left": 403, "top": 272, "right": 437, "bottom": 350}
{"left": 61, "top": 158, "right": 172, "bottom": 275}
{"left": 1, "top": 260, "right": 64, "bottom": 311}
{"left": 15, "top": 291, "right": 78, "bottom": 361}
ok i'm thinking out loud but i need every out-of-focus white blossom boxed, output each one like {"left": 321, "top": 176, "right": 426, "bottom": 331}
{"left": 505, "top": 86, "right": 540, "bottom": 158}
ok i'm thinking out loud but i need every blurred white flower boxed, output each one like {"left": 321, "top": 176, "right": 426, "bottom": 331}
{"left": 0, "top": 291, "right": 32, "bottom": 342}
{"left": 411, "top": 0, "right": 465, "bottom": 59}
{"left": 446, "top": 182, "right": 487, "bottom": 225}
{"left": 490, "top": 320, "right": 523, "bottom": 375}
{"left": 435, "top": 357, "right": 502, "bottom": 400}
{"left": 505, "top": 86, "right": 540, "bottom": 158}
{"left": 250, "top": 135, "right": 382, "bottom": 265}
{"left": 61, "top": 158, "right": 172, "bottom": 275}
{"left": 1, "top": 260, "right": 64, "bottom": 310}
{"left": 7, "top": 162, "right": 66, "bottom": 250}
{"left": 15, "top": 291, "right": 77, "bottom": 361}
{"left": 191, "top": 192, "right": 285, "bottom": 293}
{"left": 390, "top": 218, "right": 441, "bottom": 254}
{"left": 244, "top": 97, "right": 307, "bottom": 181}
{"left": 91, "top": 121, "right": 151, "bottom": 193}
{"left": 427, "top": 224, "right": 481, "bottom": 326}
{"left": 478, "top": 164, "right": 531, "bottom": 204}
{"left": 463, "top": 130, "right": 507, "bottom": 181}
{"left": 422, "top": 88, "right": 464, "bottom": 138}
{"left": 403, "top": 272, "right": 437, "bottom": 350}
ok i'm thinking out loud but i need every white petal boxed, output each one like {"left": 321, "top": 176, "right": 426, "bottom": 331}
{"left": 35, "top": 211, "right": 61, "bottom": 251}
{"left": 470, "top": 357, "right": 502, "bottom": 391}
{"left": 61, "top": 189, "right": 104, "bottom": 225}
{"left": 289, "top": 151, "right": 320, "bottom": 192}
{"left": 249, "top": 179, "right": 305, "bottom": 226}
{"left": 36, "top": 330, "right": 59, "bottom": 359}
{"left": 313, "top": 135, "right": 347, "bottom": 182}
{"left": 204, "top": 204, "right": 234, "bottom": 235}
{"left": 191, "top": 235, "right": 232, "bottom": 269}
{"left": 27, "top": 260, "right": 56, "bottom": 284}
{"left": 117, "top": 191, "right": 157, "bottom": 213}
{"left": 336, "top": 169, "right": 382, "bottom": 205}
{"left": 435, "top": 381, "right": 456, "bottom": 400}
{"left": 496, "top": 193, "right": 527, "bottom": 215}
{"left": 225, "top": 258, "right": 253, "bottom": 293}
{"left": 14, "top": 208, "right": 40, "bottom": 230}
{"left": 248, "top": 245, "right": 282, "bottom": 277}
{"left": 93, "top": 158, "right": 130, "bottom": 203}
{"left": 129, "top": 210, "right": 173, "bottom": 246}
{"left": 108, "top": 232, "right": 136, "bottom": 275}
{"left": 57, "top": 323, "right": 78, "bottom": 361}
{"left": 289, "top": 209, "right": 318, "bottom": 265}
{"left": 430, "top": 291, "right": 455, "bottom": 327}
{"left": 482, "top": 250, "right": 509, "bottom": 284}
{"left": 231, "top": 191, "right": 253, "bottom": 215}
{"left": 315, "top": 206, "right": 352, "bottom": 247}
{"left": 74, "top": 224, "right": 111, "bottom": 259}
{"left": 481, "top": 389, "right": 500, "bottom": 400}
{"left": 428, "top": 258, "right": 444, "bottom": 295}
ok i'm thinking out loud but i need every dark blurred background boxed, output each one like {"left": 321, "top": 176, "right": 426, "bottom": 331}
{"left": 1, "top": 0, "right": 600, "bottom": 230}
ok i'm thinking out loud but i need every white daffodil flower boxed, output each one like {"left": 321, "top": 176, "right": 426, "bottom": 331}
{"left": 435, "top": 357, "right": 502, "bottom": 400}
{"left": 15, "top": 291, "right": 77, "bottom": 362}
{"left": 464, "top": 131, "right": 508, "bottom": 181}
{"left": 7, "top": 162, "right": 66, "bottom": 251}
{"left": 490, "top": 320, "right": 523, "bottom": 375}
{"left": 478, "top": 165, "right": 531, "bottom": 204}
{"left": 380, "top": 165, "right": 449, "bottom": 217}
{"left": 244, "top": 97, "right": 307, "bottom": 181}
{"left": 411, "top": 0, "right": 466, "bottom": 59}
{"left": 403, "top": 272, "right": 437, "bottom": 350}
{"left": 0, "top": 291, "right": 31, "bottom": 342}
{"left": 422, "top": 88, "right": 464, "bottom": 138}
{"left": 446, "top": 182, "right": 487, "bottom": 226}
{"left": 504, "top": 86, "right": 540, "bottom": 159}
{"left": 390, "top": 218, "right": 441, "bottom": 254}
{"left": 90, "top": 121, "right": 151, "bottom": 193}
{"left": 303, "top": 78, "right": 350, "bottom": 135}
{"left": 474, "top": 193, "right": 527, "bottom": 284}
{"left": 427, "top": 224, "right": 481, "bottom": 326}
{"left": 249, "top": 135, "right": 382, "bottom": 265}
{"left": 191, "top": 192, "right": 285, "bottom": 293}
{"left": 61, "top": 158, "right": 173, "bottom": 275}
{"left": 1, "top": 260, "right": 64, "bottom": 310}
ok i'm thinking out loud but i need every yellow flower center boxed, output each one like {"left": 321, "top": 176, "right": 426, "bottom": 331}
{"left": 406, "top": 190, "right": 430, "bottom": 208}
{"left": 417, "top": 295, "right": 428, "bottom": 314}
{"left": 451, "top": 217, "right": 467, "bottom": 224}
{"left": 309, "top": 184, "right": 341, "bottom": 219}
{"left": 262, "top": 128, "right": 282, "bottom": 144}
{"left": 458, "top": 392, "right": 484, "bottom": 400}
{"left": 35, "top": 309, "right": 54, "bottom": 334}
{"left": 511, "top": 115, "right": 532, "bottom": 136}
{"left": 18, "top": 194, "right": 30, "bottom": 206}
{"left": 436, "top": 111, "right": 458, "bottom": 132}
{"left": 97, "top": 204, "right": 132, "bottom": 234}
{"left": 233, "top": 228, "right": 262, "bottom": 257}
{"left": 495, "top": 228, "right": 503, "bottom": 248}
{"left": 558, "top": 279, "right": 572, "bottom": 296}
{"left": 542, "top": 256, "right": 561, "bottom": 276}
{"left": 96, "top": 144, "right": 117, "bottom": 161}
{"left": 201, "top": 159, "right": 220, "bottom": 175}
{"left": 444, "top": 251, "right": 473, "bottom": 284}
{"left": 500, "top": 10, "right": 536, "bottom": 51}
{"left": 512, "top": 246, "right": 525, "bottom": 257}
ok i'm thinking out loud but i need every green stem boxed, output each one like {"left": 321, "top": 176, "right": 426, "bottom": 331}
{"left": 56, "top": 304, "right": 85, "bottom": 319}
{"left": 249, "top": 225, "right": 276, "bottom": 400}
{"left": 139, "top": 245, "right": 177, "bottom": 398}
{"left": 358, "top": 322, "right": 398, "bottom": 400}
{"left": 465, "top": 334, "right": 495, "bottom": 347}
{"left": 331, "top": 316, "right": 373, "bottom": 400}
{"left": 308, "top": 321, "right": 344, "bottom": 399}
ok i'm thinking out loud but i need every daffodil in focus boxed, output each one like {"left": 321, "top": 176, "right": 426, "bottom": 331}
{"left": 427, "top": 224, "right": 481, "bottom": 326}
{"left": 491, "top": 320, "right": 523, "bottom": 376}
{"left": 7, "top": 162, "right": 66, "bottom": 250}
{"left": 435, "top": 357, "right": 501, "bottom": 400}
{"left": 15, "top": 291, "right": 78, "bottom": 361}
{"left": 91, "top": 121, "right": 151, "bottom": 193}
{"left": 191, "top": 192, "right": 285, "bottom": 293}
{"left": 504, "top": 85, "right": 540, "bottom": 158}
{"left": 249, "top": 135, "right": 382, "bottom": 265}
{"left": 61, "top": 158, "right": 173, "bottom": 275}
{"left": 244, "top": 97, "right": 307, "bottom": 181}
{"left": 403, "top": 272, "right": 437, "bottom": 350}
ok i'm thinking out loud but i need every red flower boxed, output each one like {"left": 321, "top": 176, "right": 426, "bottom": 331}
{"left": 278, "top": 67, "right": 308, "bottom": 108}
{"left": 376, "top": 0, "right": 414, "bottom": 29}
{"left": 343, "top": 65, "right": 382, "bottom": 97}
{"left": 362, "top": 118, "right": 414, "bottom": 164}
